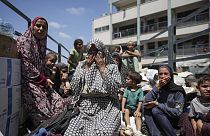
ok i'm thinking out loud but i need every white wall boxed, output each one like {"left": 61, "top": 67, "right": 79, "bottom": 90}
{"left": 93, "top": 0, "right": 206, "bottom": 45}
{"left": 93, "top": 15, "right": 110, "bottom": 28}
{"left": 93, "top": 31, "right": 111, "bottom": 45}
{"left": 112, "top": 36, "right": 137, "bottom": 45}
{"left": 94, "top": 0, "right": 204, "bottom": 26}
{"left": 111, "top": 23, "right": 208, "bottom": 44}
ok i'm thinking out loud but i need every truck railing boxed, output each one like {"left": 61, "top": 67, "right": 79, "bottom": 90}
{"left": 1, "top": 0, "right": 69, "bottom": 62}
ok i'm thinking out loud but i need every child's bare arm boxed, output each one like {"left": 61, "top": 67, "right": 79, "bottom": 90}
{"left": 67, "top": 54, "right": 77, "bottom": 68}
{"left": 121, "top": 50, "right": 130, "bottom": 57}
{"left": 127, "top": 50, "right": 141, "bottom": 57}
{"left": 136, "top": 101, "right": 142, "bottom": 112}
{"left": 134, "top": 102, "right": 142, "bottom": 117}
{"left": 121, "top": 97, "right": 126, "bottom": 113}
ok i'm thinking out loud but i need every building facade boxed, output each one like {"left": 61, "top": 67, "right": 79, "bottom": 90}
{"left": 92, "top": 0, "right": 209, "bottom": 65}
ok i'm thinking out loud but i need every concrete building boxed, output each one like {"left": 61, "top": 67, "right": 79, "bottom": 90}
{"left": 92, "top": 0, "right": 209, "bottom": 65}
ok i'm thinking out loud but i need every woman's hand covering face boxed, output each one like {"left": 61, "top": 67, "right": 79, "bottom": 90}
{"left": 159, "top": 76, "right": 171, "bottom": 87}
{"left": 95, "top": 52, "right": 105, "bottom": 65}
{"left": 95, "top": 52, "right": 106, "bottom": 72}
{"left": 156, "top": 67, "right": 171, "bottom": 89}
{"left": 85, "top": 54, "right": 95, "bottom": 67}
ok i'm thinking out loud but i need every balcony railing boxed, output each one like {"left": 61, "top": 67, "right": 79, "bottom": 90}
{"left": 113, "top": 12, "right": 209, "bottom": 39}
{"left": 113, "top": 27, "right": 137, "bottom": 39}
{"left": 143, "top": 43, "right": 210, "bottom": 57}
{"left": 177, "top": 12, "right": 209, "bottom": 27}
{"left": 141, "top": 0, "right": 157, "bottom": 5}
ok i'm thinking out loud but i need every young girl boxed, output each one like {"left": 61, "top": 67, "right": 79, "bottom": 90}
{"left": 53, "top": 63, "right": 71, "bottom": 98}
{"left": 43, "top": 52, "right": 58, "bottom": 87}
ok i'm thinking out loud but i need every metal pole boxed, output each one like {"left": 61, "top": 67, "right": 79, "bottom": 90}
{"left": 209, "top": 0, "right": 210, "bottom": 52}
{"left": 58, "top": 44, "right": 61, "bottom": 62}
{"left": 1, "top": 0, "right": 31, "bottom": 27}
{"left": 137, "top": 0, "right": 141, "bottom": 61}
{"left": 109, "top": 0, "right": 113, "bottom": 45}
{"left": 167, "top": 0, "right": 176, "bottom": 71}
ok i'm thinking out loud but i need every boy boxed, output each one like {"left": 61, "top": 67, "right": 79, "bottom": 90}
{"left": 122, "top": 71, "right": 145, "bottom": 136}
{"left": 122, "top": 41, "right": 141, "bottom": 73}
{"left": 67, "top": 39, "right": 84, "bottom": 73}
{"left": 189, "top": 75, "right": 210, "bottom": 135}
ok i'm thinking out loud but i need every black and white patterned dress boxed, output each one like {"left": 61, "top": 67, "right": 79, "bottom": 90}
{"left": 64, "top": 39, "right": 121, "bottom": 136}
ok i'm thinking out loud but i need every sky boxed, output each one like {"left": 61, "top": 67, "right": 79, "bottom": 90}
{"left": 0, "top": 0, "right": 110, "bottom": 62}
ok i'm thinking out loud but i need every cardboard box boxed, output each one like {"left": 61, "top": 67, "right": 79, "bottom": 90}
{"left": 0, "top": 112, "right": 20, "bottom": 136}
{"left": 0, "top": 57, "right": 21, "bottom": 136}
{"left": 5, "top": 112, "right": 19, "bottom": 136}
{"left": 0, "top": 34, "right": 18, "bottom": 58}
{"left": 0, "top": 86, "right": 21, "bottom": 136}
{"left": 0, "top": 57, "right": 21, "bottom": 88}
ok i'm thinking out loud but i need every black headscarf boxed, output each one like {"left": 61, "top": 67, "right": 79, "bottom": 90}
{"left": 158, "top": 65, "right": 185, "bottom": 94}
{"left": 158, "top": 64, "right": 187, "bottom": 109}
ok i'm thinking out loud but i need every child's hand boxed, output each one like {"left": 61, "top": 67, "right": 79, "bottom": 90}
{"left": 63, "top": 82, "right": 71, "bottom": 95}
{"left": 134, "top": 111, "right": 141, "bottom": 117}
{"left": 119, "top": 87, "right": 125, "bottom": 92}
{"left": 126, "top": 50, "right": 131, "bottom": 54}
{"left": 65, "top": 81, "right": 71, "bottom": 90}
{"left": 63, "top": 88, "right": 69, "bottom": 95}
{"left": 52, "top": 66, "right": 57, "bottom": 74}
{"left": 46, "top": 79, "right": 54, "bottom": 88}
{"left": 122, "top": 108, "right": 126, "bottom": 113}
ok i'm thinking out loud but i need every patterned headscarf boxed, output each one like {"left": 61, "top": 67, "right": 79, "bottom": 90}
{"left": 70, "top": 39, "right": 121, "bottom": 102}
{"left": 158, "top": 65, "right": 184, "bottom": 93}
{"left": 86, "top": 39, "right": 115, "bottom": 65}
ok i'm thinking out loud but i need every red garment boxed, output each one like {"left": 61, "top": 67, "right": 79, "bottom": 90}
{"left": 201, "top": 123, "right": 210, "bottom": 136}
{"left": 17, "top": 17, "right": 66, "bottom": 128}
{"left": 178, "top": 112, "right": 194, "bottom": 136}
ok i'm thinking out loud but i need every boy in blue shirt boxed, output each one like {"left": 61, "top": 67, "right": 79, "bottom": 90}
{"left": 122, "top": 71, "right": 145, "bottom": 136}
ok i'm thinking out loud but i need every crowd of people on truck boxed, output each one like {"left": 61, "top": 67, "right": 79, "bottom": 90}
{"left": 16, "top": 16, "right": 210, "bottom": 136}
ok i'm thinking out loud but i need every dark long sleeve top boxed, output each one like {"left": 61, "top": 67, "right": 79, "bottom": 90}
{"left": 145, "top": 86, "right": 185, "bottom": 118}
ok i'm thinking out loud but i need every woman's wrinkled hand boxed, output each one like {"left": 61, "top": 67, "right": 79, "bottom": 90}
{"left": 156, "top": 76, "right": 171, "bottom": 89}
{"left": 95, "top": 52, "right": 105, "bottom": 73}
{"left": 85, "top": 54, "right": 95, "bottom": 68}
